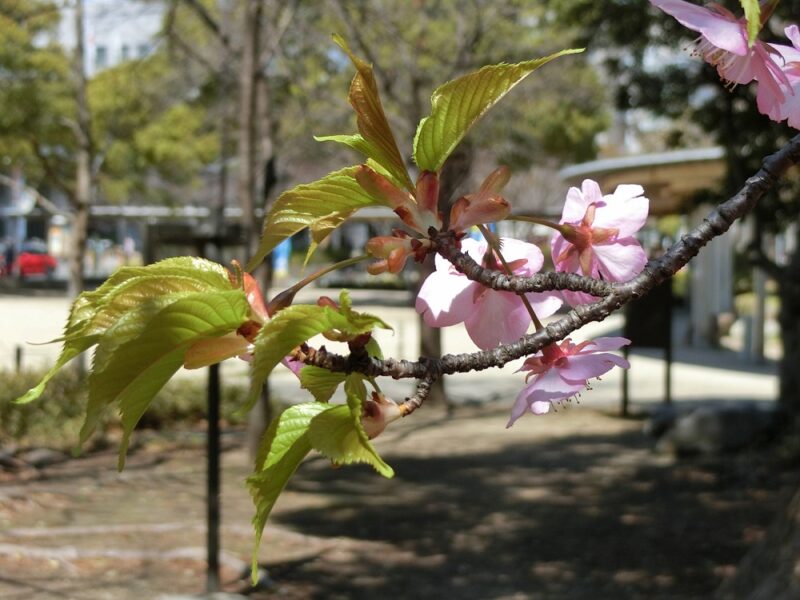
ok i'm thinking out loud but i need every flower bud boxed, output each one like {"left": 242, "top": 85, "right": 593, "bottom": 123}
{"left": 243, "top": 272, "right": 269, "bottom": 322}
{"left": 361, "top": 392, "right": 403, "bottom": 439}
{"left": 415, "top": 171, "right": 442, "bottom": 229}
{"left": 449, "top": 194, "right": 511, "bottom": 232}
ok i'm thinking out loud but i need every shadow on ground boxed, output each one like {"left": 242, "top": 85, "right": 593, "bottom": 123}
{"left": 259, "top": 413, "right": 793, "bottom": 600}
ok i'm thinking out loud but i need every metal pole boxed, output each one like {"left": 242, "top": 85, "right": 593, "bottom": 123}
{"left": 15, "top": 345, "right": 22, "bottom": 372}
{"left": 621, "top": 346, "right": 630, "bottom": 417}
{"left": 206, "top": 361, "right": 221, "bottom": 593}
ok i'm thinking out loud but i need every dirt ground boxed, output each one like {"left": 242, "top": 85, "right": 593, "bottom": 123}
{"left": 0, "top": 402, "right": 796, "bottom": 600}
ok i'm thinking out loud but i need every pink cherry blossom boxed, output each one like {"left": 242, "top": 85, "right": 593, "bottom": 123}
{"left": 551, "top": 179, "right": 649, "bottom": 306}
{"left": 507, "top": 337, "right": 631, "bottom": 426}
{"left": 650, "top": 0, "right": 789, "bottom": 105}
{"left": 416, "top": 237, "right": 562, "bottom": 350}
{"left": 763, "top": 26, "right": 800, "bottom": 129}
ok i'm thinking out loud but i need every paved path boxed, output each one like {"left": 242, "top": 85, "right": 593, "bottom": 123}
{"left": 0, "top": 289, "right": 778, "bottom": 414}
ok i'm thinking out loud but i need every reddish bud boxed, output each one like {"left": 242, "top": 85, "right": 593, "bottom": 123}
{"left": 316, "top": 295, "right": 339, "bottom": 309}
{"left": 243, "top": 272, "right": 269, "bottom": 322}
{"left": 478, "top": 166, "right": 511, "bottom": 195}
{"left": 265, "top": 287, "right": 297, "bottom": 317}
{"left": 362, "top": 392, "right": 403, "bottom": 439}
{"left": 449, "top": 195, "right": 511, "bottom": 232}
{"left": 415, "top": 171, "right": 442, "bottom": 229}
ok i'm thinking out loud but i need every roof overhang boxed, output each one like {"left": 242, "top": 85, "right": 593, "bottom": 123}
{"left": 558, "top": 147, "right": 726, "bottom": 216}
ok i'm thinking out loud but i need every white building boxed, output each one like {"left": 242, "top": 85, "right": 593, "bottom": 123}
{"left": 57, "top": 0, "right": 164, "bottom": 76}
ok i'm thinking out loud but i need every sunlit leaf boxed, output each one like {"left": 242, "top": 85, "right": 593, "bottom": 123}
{"left": 307, "top": 374, "right": 394, "bottom": 477}
{"left": 82, "top": 290, "right": 249, "bottom": 469}
{"left": 245, "top": 290, "right": 390, "bottom": 412}
{"left": 332, "top": 35, "right": 414, "bottom": 192}
{"left": 247, "top": 401, "right": 330, "bottom": 582}
{"left": 16, "top": 258, "right": 234, "bottom": 405}
{"left": 413, "top": 49, "right": 583, "bottom": 172}
{"left": 299, "top": 366, "right": 347, "bottom": 403}
{"left": 246, "top": 166, "right": 386, "bottom": 272}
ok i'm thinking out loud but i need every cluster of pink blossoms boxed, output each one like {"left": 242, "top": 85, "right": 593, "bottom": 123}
{"left": 650, "top": 0, "right": 800, "bottom": 129}
{"left": 415, "top": 177, "right": 649, "bottom": 424}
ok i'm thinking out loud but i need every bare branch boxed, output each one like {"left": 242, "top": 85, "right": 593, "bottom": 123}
{"left": 178, "top": 0, "right": 230, "bottom": 50}
{"left": 433, "top": 232, "right": 614, "bottom": 297}
{"left": 258, "top": 0, "right": 298, "bottom": 72}
{"left": 399, "top": 376, "right": 437, "bottom": 417}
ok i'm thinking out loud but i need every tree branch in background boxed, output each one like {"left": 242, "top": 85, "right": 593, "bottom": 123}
{"left": 178, "top": 0, "right": 230, "bottom": 51}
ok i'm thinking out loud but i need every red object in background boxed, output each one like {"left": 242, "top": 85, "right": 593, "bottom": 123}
{"left": 13, "top": 239, "right": 57, "bottom": 278}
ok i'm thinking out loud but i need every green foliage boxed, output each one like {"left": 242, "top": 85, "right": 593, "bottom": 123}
{"left": 247, "top": 401, "right": 329, "bottom": 579}
{"left": 247, "top": 373, "right": 393, "bottom": 580}
{"left": 86, "top": 290, "right": 250, "bottom": 469}
{"left": 308, "top": 374, "right": 394, "bottom": 477}
{"left": 328, "top": 35, "right": 414, "bottom": 191}
{"left": 413, "top": 49, "right": 583, "bottom": 172}
{"left": 18, "top": 258, "right": 235, "bottom": 406}
{"left": 245, "top": 290, "right": 390, "bottom": 411}
{"left": 0, "top": 368, "right": 248, "bottom": 450}
{"left": 298, "top": 366, "right": 347, "bottom": 403}
{"left": 246, "top": 166, "right": 387, "bottom": 271}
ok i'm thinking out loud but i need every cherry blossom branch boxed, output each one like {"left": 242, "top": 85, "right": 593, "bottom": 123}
{"left": 292, "top": 134, "right": 800, "bottom": 385}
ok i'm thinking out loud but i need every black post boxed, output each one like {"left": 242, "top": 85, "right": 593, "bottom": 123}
{"left": 15, "top": 345, "right": 22, "bottom": 372}
{"left": 206, "top": 361, "right": 221, "bottom": 593}
{"left": 621, "top": 346, "right": 630, "bottom": 417}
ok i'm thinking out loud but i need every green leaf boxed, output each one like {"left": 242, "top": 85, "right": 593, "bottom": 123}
{"left": 299, "top": 366, "right": 347, "bottom": 403}
{"left": 740, "top": 0, "right": 761, "bottom": 46}
{"left": 307, "top": 375, "right": 394, "bottom": 477}
{"left": 245, "top": 290, "right": 391, "bottom": 412}
{"left": 246, "top": 166, "right": 386, "bottom": 272}
{"left": 83, "top": 290, "right": 249, "bottom": 469}
{"left": 413, "top": 49, "right": 583, "bottom": 172}
{"left": 331, "top": 35, "right": 414, "bottom": 192}
{"left": 16, "top": 257, "right": 234, "bottom": 405}
{"left": 247, "top": 401, "right": 330, "bottom": 581}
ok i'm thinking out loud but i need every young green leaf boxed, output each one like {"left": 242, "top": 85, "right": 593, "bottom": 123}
{"left": 246, "top": 166, "right": 386, "bottom": 272}
{"left": 307, "top": 374, "right": 394, "bottom": 477}
{"left": 413, "top": 49, "right": 583, "bottom": 173}
{"left": 17, "top": 258, "right": 235, "bottom": 405}
{"left": 331, "top": 35, "right": 414, "bottom": 192}
{"left": 299, "top": 366, "right": 347, "bottom": 403}
{"left": 740, "top": 0, "right": 761, "bottom": 46}
{"left": 245, "top": 290, "right": 390, "bottom": 412}
{"left": 82, "top": 290, "right": 249, "bottom": 469}
{"left": 247, "top": 401, "right": 330, "bottom": 581}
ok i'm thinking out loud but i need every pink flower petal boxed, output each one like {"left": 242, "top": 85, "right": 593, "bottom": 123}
{"left": 592, "top": 186, "right": 649, "bottom": 237}
{"left": 498, "top": 238, "right": 544, "bottom": 275}
{"left": 524, "top": 291, "right": 563, "bottom": 319}
{"left": 559, "top": 352, "right": 630, "bottom": 384}
{"left": 650, "top": 0, "right": 748, "bottom": 56}
{"left": 416, "top": 270, "right": 478, "bottom": 327}
{"left": 561, "top": 289, "right": 600, "bottom": 307}
{"left": 465, "top": 290, "right": 530, "bottom": 349}
{"left": 578, "top": 336, "right": 631, "bottom": 353}
{"left": 593, "top": 238, "right": 647, "bottom": 281}
{"left": 561, "top": 181, "right": 594, "bottom": 223}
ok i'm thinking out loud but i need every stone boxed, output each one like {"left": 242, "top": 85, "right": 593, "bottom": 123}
{"left": 649, "top": 403, "right": 778, "bottom": 455}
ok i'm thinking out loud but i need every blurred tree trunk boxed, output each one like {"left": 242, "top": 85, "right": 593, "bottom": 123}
{"left": 778, "top": 229, "right": 800, "bottom": 416}
{"left": 416, "top": 142, "right": 474, "bottom": 405}
{"left": 69, "top": 0, "right": 91, "bottom": 302}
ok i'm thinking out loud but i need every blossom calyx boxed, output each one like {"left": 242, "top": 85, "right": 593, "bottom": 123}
{"left": 448, "top": 166, "right": 512, "bottom": 232}
{"left": 356, "top": 165, "right": 441, "bottom": 233}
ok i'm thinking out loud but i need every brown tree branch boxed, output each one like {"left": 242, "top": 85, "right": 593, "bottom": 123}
{"left": 292, "top": 133, "right": 800, "bottom": 382}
